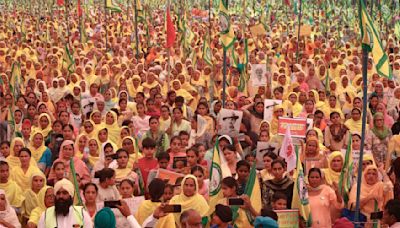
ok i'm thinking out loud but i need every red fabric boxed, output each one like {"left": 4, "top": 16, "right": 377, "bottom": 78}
{"left": 284, "top": 0, "right": 291, "bottom": 6}
{"left": 57, "top": 0, "right": 64, "bottom": 6}
{"left": 77, "top": 0, "right": 82, "bottom": 17}
{"left": 166, "top": 7, "right": 176, "bottom": 48}
{"left": 137, "top": 158, "right": 158, "bottom": 187}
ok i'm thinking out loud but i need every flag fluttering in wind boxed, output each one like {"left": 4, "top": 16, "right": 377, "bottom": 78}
{"left": 202, "top": 36, "right": 212, "bottom": 66}
{"left": 166, "top": 6, "right": 176, "bottom": 48}
{"left": 77, "top": 0, "right": 83, "bottom": 17}
{"left": 280, "top": 126, "right": 297, "bottom": 172}
{"left": 292, "top": 146, "right": 312, "bottom": 227}
{"left": 63, "top": 45, "right": 75, "bottom": 74}
{"left": 208, "top": 139, "right": 224, "bottom": 214}
{"left": 243, "top": 163, "right": 262, "bottom": 225}
{"left": 359, "top": 0, "right": 391, "bottom": 78}
{"left": 338, "top": 135, "right": 353, "bottom": 205}
{"left": 219, "top": 0, "right": 235, "bottom": 50}
{"left": 106, "top": 0, "right": 122, "bottom": 12}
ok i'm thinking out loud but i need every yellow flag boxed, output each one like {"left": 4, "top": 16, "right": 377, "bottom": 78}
{"left": 106, "top": 0, "right": 122, "bottom": 12}
{"left": 208, "top": 139, "right": 224, "bottom": 214}
{"left": 359, "top": 0, "right": 391, "bottom": 78}
{"left": 219, "top": 0, "right": 235, "bottom": 49}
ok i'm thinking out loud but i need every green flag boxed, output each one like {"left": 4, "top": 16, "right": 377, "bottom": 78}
{"left": 106, "top": 0, "right": 122, "bottom": 12}
{"left": 208, "top": 139, "right": 224, "bottom": 214}
{"left": 359, "top": 0, "right": 391, "bottom": 78}
{"left": 338, "top": 135, "right": 353, "bottom": 205}
{"left": 202, "top": 36, "right": 213, "bottom": 66}
{"left": 63, "top": 45, "right": 75, "bottom": 74}
{"left": 219, "top": 0, "right": 235, "bottom": 50}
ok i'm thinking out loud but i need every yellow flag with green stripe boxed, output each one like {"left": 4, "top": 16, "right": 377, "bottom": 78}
{"left": 106, "top": 0, "right": 122, "bottom": 12}
{"left": 208, "top": 139, "right": 224, "bottom": 214}
{"left": 219, "top": 0, "right": 235, "bottom": 50}
{"left": 359, "top": 0, "right": 391, "bottom": 78}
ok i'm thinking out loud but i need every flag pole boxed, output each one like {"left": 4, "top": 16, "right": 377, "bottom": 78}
{"left": 222, "top": 0, "right": 229, "bottom": 108}
{"left": 295, "top": 0, "right": 302, "bottom": 63}
{"left": 65, "top": 0, "right": 70, "bottom": 49}
{"left": 167, "top": 0, "right": 171, "bottom": 92}
{"left": 208, "top": 0, "right": 215, "bottom": 106}
{"left": 354, "top": 0, "right": 369, "bottom": 225}
{"left": 104, "top": 0, "right": 108, "bottom": 52}
{"left": 133, "top": 0, "right": 139, "bottom": 58}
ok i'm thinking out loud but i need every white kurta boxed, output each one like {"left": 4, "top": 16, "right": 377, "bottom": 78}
{"left": 38, "top": 206, "right": 93, "bottom": 228}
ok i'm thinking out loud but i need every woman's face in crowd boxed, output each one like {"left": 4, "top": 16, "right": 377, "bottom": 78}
{"left": 183, "top": 178, "right": 196, "bottom": 197}
{"left": 330, "top": 156, "right": 343, "bottom": 172}
{"left": 365, "top": 169, "right": 378, "bottom": 185}
{"left": 84, "top": 185, "right": 97, "bottom": 203}
{"left": 308, "top": 171, "right": 322, "bottom": 188}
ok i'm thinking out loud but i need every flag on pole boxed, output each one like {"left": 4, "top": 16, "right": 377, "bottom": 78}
{"left": 359, "top": 0, "right": 391, "bottom": 79}
{"left": 77, "top": 0, "right": 82, "bottom": 17}
{"left": 57, "top": 0, "right": 64, "bottom": 6}
{"left": 166, "top": 6, "right": 176, "bottom": 48}
{"left": 135, "top": 0, "right": 144, "bottom": 21}
{"left": 63, "top": 45, "right": 75, "bottom": 74}
{"left": 395, "top": 21, "right": 400, "bottom": 40}
{"left": 106, "top": 0, "right": 122, "bottom": 12}
{"left": 338, "top": 135, "right": 353, "bottom": 205}
{"left": 284, "top": 0, "right": 291, "bottom": 6}
{"left": 202, "top": 36, "right": 213, "bottom": 66}
{"left": 280, "top": 126, "right": 297, "bottom": 172}
{"left": 292, "top": 146, "right": 312, "bottom": 227}
{"left": 9, "top": 62, "right": 21, "bottom": 99}
{"left": 243, "top": 163, "right": 262, "bottom": 225}
{"left": 219, "top": 0, "right": 235, "bottom": 50}
{"left": 208, "top": 139, "right": 224, "bottom": 214}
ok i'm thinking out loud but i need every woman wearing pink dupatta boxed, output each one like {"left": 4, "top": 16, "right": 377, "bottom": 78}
{"left": 48, "top": 140, "right": 90, "bottom": 186}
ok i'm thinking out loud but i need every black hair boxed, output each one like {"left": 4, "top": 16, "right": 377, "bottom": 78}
{"left": 175, "top": 96, "right": 185, "bottom": 103}
{"left": 172, "top": 107, "right": 183, "bottom": 114}
{"left": 0, "top": 160, "right": 9, "bottom": 167}
{"left": 329, "top": 111, "right": 340, "bottom": 119}
{"left": 116, "top": 148, "right": 129, "bottom": 157}
{"left": 62, "top": 124, "right": 74, "bottom": 131}
{"left": 271, "top": 159, "right": 286, "bottom": 169}
{"left": 0, "top": 141, "right": 10, "bottom": 147}
{"left": 260, "top": 208, "right": 278, "bottom": 221}
{"left": 179, "top": 131, "right": 190, "bottom": 137}
{"left": 190, "top": 165, "right": 204, "bottom": 175}
{"left": 236, "top": 160, "right": 250, "bottom": 171}
{"left": 385, "top": 199, "right": 400, "bottom": 222}
{"left": 94, "top": 168, "right": 115, "bottom": 183}
{"left": 157, "top": 152, "right": 170, "bottom": 161}
{"left": 263, "top": 151, "right": 278, "bottom": 160}
{"left": 121, "top": 119, "right": 133, "bottom": 127}
{"left": 83, "top": 182, "right": 98, "bottom": 193}
{"left": 221, "top": 177, "right": 238, "bottom": 189}
{"left": 314, "top": 110, "right": 324, "bottom": 116}
{"left": 120, "top": 179, "right": 135, "bottom": 188}
{"left": 223, "top": 144, "right": 236, "bottom": 152}
{"left": 19, "top": 147, "right": 32, "bottom": 157}
{"left": 308, "top": 167, "right": 322, "bottom": 177}
{"left": 272, "top": 192, "right": 288, "bottom": 202}
{"left": 52, "top": 161, "right": 65, "bottom": 170}
{"left": 142, "top": 137, "right": 156, "bottom": 149}
{"left": 149, "top": 116, "right": 159, "bottom": 123}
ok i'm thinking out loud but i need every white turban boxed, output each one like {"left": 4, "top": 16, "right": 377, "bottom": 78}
{"left": 54, "top": 178, "right": 75, "bottom": 197}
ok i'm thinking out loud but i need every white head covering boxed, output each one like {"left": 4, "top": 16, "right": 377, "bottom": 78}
{"left": 54, "top": 178, "right": 75, "bottom": 197}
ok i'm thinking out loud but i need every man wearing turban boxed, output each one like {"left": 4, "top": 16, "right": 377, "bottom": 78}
{"left": 38, "top": 179, "right": 93, "bottom": 228}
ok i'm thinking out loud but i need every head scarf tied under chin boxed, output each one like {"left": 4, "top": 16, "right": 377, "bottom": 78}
{"left": 54, "top": 178, "right": 74, "bottom": 198}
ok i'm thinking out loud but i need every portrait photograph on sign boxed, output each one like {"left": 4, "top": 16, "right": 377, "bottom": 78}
{"left": 256, "top": 141, "right": 280, "bottom": 169}
{"left": 250, "top": 64, "right": 267, "bottom": 86}
{"left": 263, "top": 99, "right": 282, "bottom": 122}
{"left": 218, "top": 108, "right": 243, "bottom": 137}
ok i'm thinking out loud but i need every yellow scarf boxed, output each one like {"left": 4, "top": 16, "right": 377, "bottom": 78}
{"left": 28, "top": 186, "right": 53, "bottom": 225}
{"left": 134, "top": 200, "right": 176, "bottom": 228}
{"left": 322, "top": 151, "right": 343, "bottom": 185}
{"left": 28, "top": 131, "right": 47, "bottom": 162}
{"left": 169, "top": 175, "right": 209, "bottom": 225}
{"left": 0, "top": 179, "right": 25, "bottom": 208}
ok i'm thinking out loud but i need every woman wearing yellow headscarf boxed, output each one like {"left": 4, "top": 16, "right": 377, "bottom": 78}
{"left": 127, "top": 75, "right": 143, "bottom": 98}
{"left": 87, "top": 138, "right": 100, "bottom": 168}
{"left": 6, "top": 137, "right": 26, "bottom": 169}
{"left": 34, "top": 113, "right": 52, "bottom": 139}
{"left": 28, "top": 131, "right": 52, "bottom": 175}
{"left": 348, "top": 165, "right": 393, "bottom": 227}
{"left": 288, "top": 92, "right": 303, "bottom": 117}
{"left": 103, "top": 111, "right": 120, "bottom": 145}
{"left": 169, "top": 175, "right": 209, "bottom": 225}
{"left": 171, "top": 80, "right": 193, "bottom": 105}
{"left": 27, "top": 186, "right": 54, "bottom": 227}
{"left": 345, "top": 108, "right": 367, "bottom": 133}
{"left": 308, "top": 89, "right": 326, "bottom": 112}
{"left": 0, "top": 160, "right": 25, "bottom": 208}
{"left": 120, "top": 136, "right": 141, "bottom": 168}
{"left": 21, "top": 171, "right": 46, "bottom": 222}
{"left": 322, "top": 151, "right": 344, "bottom": 186}
{"left": 10, "top": 147, "right": 42, "bottom": 191}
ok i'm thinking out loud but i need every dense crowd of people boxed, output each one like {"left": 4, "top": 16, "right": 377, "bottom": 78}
{"left": 0, "top": 0, "right": 400, "bottom": 227}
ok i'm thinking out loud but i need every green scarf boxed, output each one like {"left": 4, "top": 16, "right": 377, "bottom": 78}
{"left": 371, "top": 126, "right": 390, "bottom": 140}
